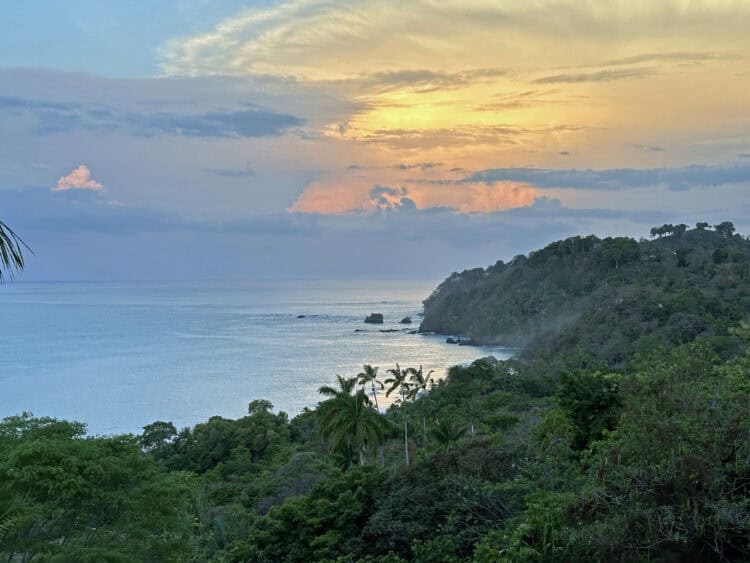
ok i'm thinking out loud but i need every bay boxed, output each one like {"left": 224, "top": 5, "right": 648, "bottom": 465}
{"left": 0, "top": 280, "right": 512, "bottom": 434}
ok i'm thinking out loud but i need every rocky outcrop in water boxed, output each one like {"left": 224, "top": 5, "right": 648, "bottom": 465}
{"left": 364, "top": 313, "right": 384, "bottom": 324}
{"left": 446, "top": 336, "right": 476, "bottom": 345}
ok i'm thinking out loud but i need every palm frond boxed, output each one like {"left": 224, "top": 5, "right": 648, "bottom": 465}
{"left": 0, "top": 220, "right": 31, "bottom": 282}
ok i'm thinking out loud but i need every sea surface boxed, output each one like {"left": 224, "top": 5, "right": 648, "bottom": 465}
{"left": 0, "top": 280, "right": 512, "bottom": 435}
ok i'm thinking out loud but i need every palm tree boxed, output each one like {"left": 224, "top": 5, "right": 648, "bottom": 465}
{"left": 384, "top": 363, "right": 412, "bottom": 404}
{"left": 430, "top": 418, "right": 467, "bottom": 451}
{"left": 385, "top": 364, "right": 413, "bottom": 465}
{"left": 406, "top": 365, "right": 434, "bottom": 399}
{"left": 357, "top": 364, "right": 386, "bottom": 464}
{"left": 357, "top": 365, "right": 383, "bottom": 410}
{"left": 318, "top": 374, "right": 356, "bottom": 399}
{"left": 317, "top": 378, "right": 389, "bottom": 467}
{"left": 0, "top": 221, "right": 30, "bottom": 282}
{"left": 407, "top": 365, "right": 435, "bottom": 443}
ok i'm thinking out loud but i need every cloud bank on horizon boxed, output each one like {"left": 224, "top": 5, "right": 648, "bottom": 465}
{"left": 1, "top": 0, "right": 749, "bottom": 279}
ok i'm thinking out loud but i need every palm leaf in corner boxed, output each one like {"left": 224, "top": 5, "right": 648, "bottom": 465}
{"left": 0, "top": 220, "right": 31, "bottom": 282}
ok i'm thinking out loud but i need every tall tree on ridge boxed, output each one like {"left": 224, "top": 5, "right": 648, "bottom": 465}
{"left": 407, "top": 365, "right": 435, "bottom": 443}
{"left": 385, "top": 363, "right": 413, "bottom": 465}
{"left": 357, "top": 365, "right": 383, "bottom": 410}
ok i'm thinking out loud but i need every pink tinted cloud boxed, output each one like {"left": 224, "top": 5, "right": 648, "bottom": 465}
{"left": 289, "top": 169, "right": 538, "bottom": 214}
{"left": 52, "top": 164, "right": 103, "bottom": 192}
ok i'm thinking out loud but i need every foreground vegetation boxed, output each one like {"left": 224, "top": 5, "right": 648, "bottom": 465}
{"left": 1, "top": 222, "right": 749, "bottom": 561}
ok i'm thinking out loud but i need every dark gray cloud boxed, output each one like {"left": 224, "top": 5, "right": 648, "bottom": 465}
{"left": 370, "top": 185, "right": 402, "bottom": 198}
{"left": 533, "top": 68, "right": 652, "bottom": 84}
{"left": 130, "top": 108, "right": 301, "bottom": 138}
{"left": 0, "top": 95, "right": 302, "bottom": 138}
{"left": 395, "top": 162, "right": 442, "bottom": 170}
{"left": 369, "top": 185, "right": 408, "bottom": 208}
{"left": 464, "top": 163, "right": 750, "bottom": 191}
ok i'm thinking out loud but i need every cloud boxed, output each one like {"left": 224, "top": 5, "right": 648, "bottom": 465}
{"left": 154, "top": 2, "right": 750, "bottom": 170}
{"left": 5, "top": 183, "right": 748, "bottom": 282}
{"left": 472, "top": 89, "right": 566, "bottom": 112}
{"left": 533, "top": 68, "right": 652, "bottom": 84}
{"left": 160, "top": 1, "right": 750, "bottom": 80}
{"left": 395, "top": 162, "right": 442, "bottom": 170}
{"left": 352, "top": 68, "right": 507, "bottom": 94}
{"left": 53, "top": 165, "right": 103, "bottom": 192}
{"left": 631, "top": 144, "right": 665, "bottom": 152}
{"left": 603, "top": 51, "right": 736, "bottom": 66}
{"left": 464, "top": 162, "right": 750, "bottom": 191}
{"left": 289, "top": 173, "right": 538, "bottom": 214}
{"left": 130, "top": 108, "right": 302, "bottom": 138}
{"left": 0, "top": 95, "right": 303, "bottom": 138}
{"left": 348, "top": 124, "right": 582, "bottom": 150}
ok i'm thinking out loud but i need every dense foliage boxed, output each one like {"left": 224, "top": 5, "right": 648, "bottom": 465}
{"left": 2, "top": 222, "right": 749, "bottom": 562}
{"left": 421, "top": 222, "right": 750, "bottom": 365}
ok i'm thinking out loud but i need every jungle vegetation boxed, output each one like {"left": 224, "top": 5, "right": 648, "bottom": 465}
{"left": 1, "top": 222, "right": 749, "bottom": 562}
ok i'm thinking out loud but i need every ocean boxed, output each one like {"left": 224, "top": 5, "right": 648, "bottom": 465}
{"left": 0, "top": 280, "right": 512, "bottom": 435}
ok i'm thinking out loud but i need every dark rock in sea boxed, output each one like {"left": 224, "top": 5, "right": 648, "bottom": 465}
{"left": 364, "top": 313, "right": 384, "bottom": 324}
{"left": 354, "top": 329, "right": 366, "bottom": 332}
{"left": 407, "top": 329, "right": 418, "bottom": 334}
{"left": 379, "top": 329, "right": 400, "bottom": 333}
{"left": 446, "top": 336, "right": 476, "bottom": 345}
{"left": 399, "top": 316, "right": 412, "bottom": 324}
{"left": 297, "top": 315, "right": 306, "bottom": 318}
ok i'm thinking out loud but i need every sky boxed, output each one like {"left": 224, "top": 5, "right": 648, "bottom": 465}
{"left": 2, "top": 0, "right": 749, "bottom": 281}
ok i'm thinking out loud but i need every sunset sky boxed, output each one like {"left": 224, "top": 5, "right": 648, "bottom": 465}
{"left": 2, "top": 1, "right": 749, "bottom": 279}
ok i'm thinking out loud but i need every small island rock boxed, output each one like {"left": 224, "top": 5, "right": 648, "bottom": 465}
{"left": 364, "top": 313, "right": 384, "bottom": 324}
{"left": 399, "top": 316, "right": 412, "bottom": 324}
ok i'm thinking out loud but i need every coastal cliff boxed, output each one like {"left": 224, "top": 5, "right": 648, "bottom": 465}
{"left": 421, "top": 223, "right": 749, "bottom": 364}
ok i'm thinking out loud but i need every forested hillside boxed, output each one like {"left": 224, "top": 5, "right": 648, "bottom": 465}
{"left": 421, "top": 222, "right": 749, "bottom": 364}
{"left": 1, "top": 222, "right": 749, "bottom": 562}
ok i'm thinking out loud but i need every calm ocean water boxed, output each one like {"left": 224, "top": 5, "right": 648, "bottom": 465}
{"left": 0, "top": 280, "right": 512, "bottom": 435}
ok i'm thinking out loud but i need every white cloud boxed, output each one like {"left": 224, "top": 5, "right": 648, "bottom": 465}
{"left": 160, "top": 0, "right": 750, "bottom": 79}
{"left": 53, "top": 164, "right": 103, "bottom": 192}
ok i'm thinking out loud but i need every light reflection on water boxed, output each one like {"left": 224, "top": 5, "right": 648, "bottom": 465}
{"left": 0, "top": 280, "right": 512, "bottom": 434}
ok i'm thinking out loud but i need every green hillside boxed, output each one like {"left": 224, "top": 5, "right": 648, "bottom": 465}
{"left": 421, "top": 222, "right": 749, "bottom": 363}
{"left": 2, "top": 221, "right": 749, "bottom": 562}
